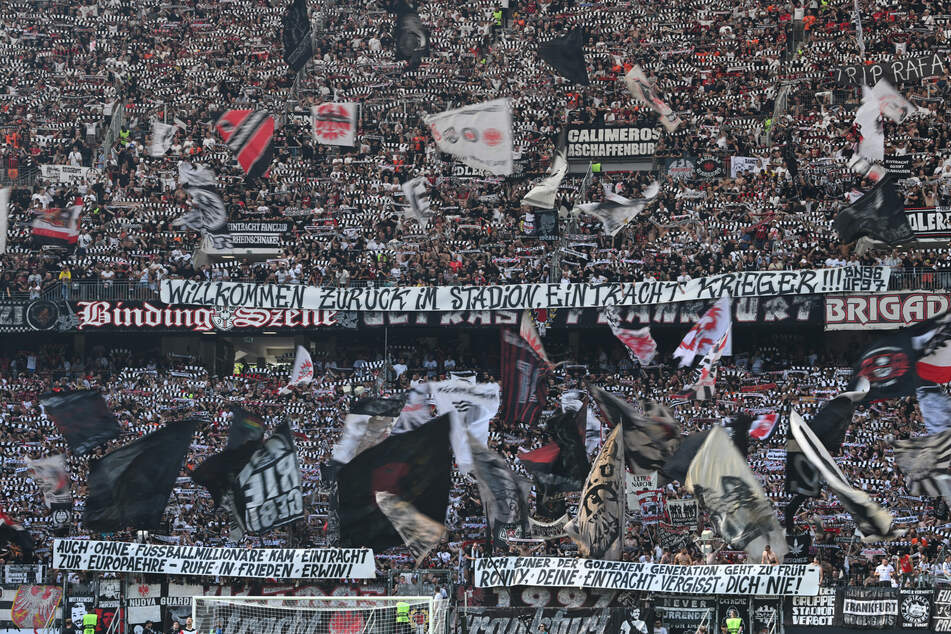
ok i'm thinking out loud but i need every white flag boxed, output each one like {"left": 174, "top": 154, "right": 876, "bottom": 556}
{"left": 429, "top": 378, "right": 501, "bottom": 473}
{"left": 312, "top": 102, "right": 358, "bottom": 146}
{"left": 519, "top": 310, "right": 552, "bottom": 367}
{"left": 868, "top": 79, "right": 914, "bottom": 124}
{"left": 281, "top": 345, "right": 314, "bottom": 393}
{"left": 685, "top": 426, "right": 787, "bottom": 561}
{"left": 522, "top": 147, "right": 567, "bottom": 209}
{"left": 0, "top": 187, "right": 9, "bottom": 255}
{"left": 623, "top": 65, "right": 683, "bottom": 133}
{"left": 423, "top": 98, "right": 513, "bottom": 176}
{"left": 399, "top": 176, "right": 431, "bottom": 230}
{"left": 576, "top": 182, "right": 660, "bottom": 236}
{"left": 375, "top": 492, "right": 446, "bottom": 566}
{"left": 148, "top": 120, "right": 178, "bottom": 157}
{"left": 673, "top": 296, "right": 732, "bottom": 367}
{"left": 565, "top": 424, "right": 625, "bottom": 559}
{"left": 684, "top": 332, "right": 729, "bottom": 400}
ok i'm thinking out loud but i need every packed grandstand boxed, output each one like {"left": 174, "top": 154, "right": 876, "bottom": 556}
{"left": 2, "top": 0, "right": 951, "bottom": 633}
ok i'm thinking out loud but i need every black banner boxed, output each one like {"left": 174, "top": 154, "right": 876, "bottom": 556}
{"left": 716, "top": 596, "right": 750, "bottom": 634}
{"left": 750, "top": 598, "right": 781, "bottom": 634}
{"left": 566, "top": 124, "right": 660, "bottom": 161}
{"left": 526, "top": 209, "right": 559, "bottom": 241}
{"left": 232, "top": 422, "right": 304, "bottom": 534}
{"left": 784, "top": 532, "right": 812, "bottom": 564}
{"left": 834, "top": 52, "right": 946, "bottom": 86}
{"left": 655, "top": 595, "right": 716, "bottom": 634}
{"left": 40, "top": 390, "right": 122, "bottom": 456}
{"left": 224, "top": 222, "right": 289, "bottom": 248}
{"left": 457, "top": 607, "right": 639, "bottom": 634}
{"left": 664, "top": 156, "right": 696, "bottom": 181}
{"left": 884, "top": 155, "right": 913, "bottom": 180}
{"left": 842, "top": 586, "right": 898, "bottom": 629}
{"left": 899, "top": 588, "right": 932, "bottom": 629}
{"left": 282, "top": 0, "right": 314, "bottom": 72}
{"left": 696, "top": 156, "right": 725, "bottom": 180}
{"left": 935, "top": 587, "right": 951, "bottom": 632}
{"left": 665, "top": 499, "right": 697, "bottom": 527}
{"left": 786, "top": 586, "right": 836, "bottom": 626}
{"left": 905, "top": 207, "right": 951, "bottom": 239}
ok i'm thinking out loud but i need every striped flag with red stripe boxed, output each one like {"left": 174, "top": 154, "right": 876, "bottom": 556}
{"left": 215, "top": 110, "right": 274, "bottom": 180}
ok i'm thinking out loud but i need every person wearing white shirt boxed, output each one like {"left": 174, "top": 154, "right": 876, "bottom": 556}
{"left": 68, "top": 148, "right": 83, "bottom": 167}
{"left": 875, "top": 558, "right": 894, "bottom": 585}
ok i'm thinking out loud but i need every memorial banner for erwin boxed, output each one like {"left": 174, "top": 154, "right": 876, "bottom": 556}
{"left": 51, "top": 540, "right": 375, "bottom": 579}
{"left": 473, "top": 558, "right": 820, "bottom": 596}
{"left": 161, "top": 266, "right": 890, "bottom": 312}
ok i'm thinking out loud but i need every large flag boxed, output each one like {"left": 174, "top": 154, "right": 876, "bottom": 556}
{"left": 40, "top": 390, "right": 121, "bottom": 456}
{"left": 519, "top": 310, "right": 552, "bottom": 367}
{"left": 281, "top": 0, "right": 314, "bottom": 72}
{"left": 178, "top": 161, "right": 217, "bottom": 188}
{"left": 399, "top": 176, "right": 431, "bottom": 230}
{"left": 26, "top": 455, "right": 71, "bottom": 508}
{"left": 911, "top": 310, "right": 951, "bottom": 384}
{"left": 148, "top": 120, "right": 178, "bottom": 157}
{"left": 0, "top": 510, "right": 34, "bottom": 562}
{"left": 683, "top": 332, "right": 729, "bottom": 400}
{"left": 331, "top": 396, "right": 406, "bottom": 464}
{"left": 591, "top": 386, "right": 681, "bottom": 475}
{"left": 215, "top": 110, "right": 275, "bottom": 180}
{"left": 0, "top": 186, "right": 8, "bottom": 254}
{"left": 337, "top": 414, "right": 451, "bottom": 550}
{"left": 789, "top": 411, "right": 899, "bottom": 540}
{"left": 685, "top": 426, "right": 787, "bottom": 561}
{"left": 375, "top": 492, "right": 446, "bottom": 565}
{"left": 10, "top": 585, "right": 63, "bottom": 630}
{"left": 854, "top": 84, "right": 885, "bottom": 162}
{"left": 32, "top": 205, "right": 81, "bottom": 249}
{"left": 84, "top": 420, "right": 196, "bottom": 531}
{"left": 391, "top": 0, "right": 429, "bottom": 70}
{"left": 894, "top": 429, "right": 951, "bottom": 497}
{"left": 565, "top": 424, "right": 625, "bottom": 559}
{"left": 538, "top": 28, "right": 589, "bottom": 85}
{"left": 547, "top": 408, "right": 590, "bottom": 485}
{"left": 500, "top": 328, "right": 549, "bottom": 430}
{"left": 623, "top": 65, "right": 683, "bottom": 133}
{"left": 834, "top": 176, "right": 912, "bottom": 245}
{"left": 673, "top": 296, "right": 732, "bottom": 367}
{"left": 430, "top": 378, "right": 501, "bottom": 474}
{"left": 173, "top": 175, "right": 228, "bottom": 234}
{"left": 786, "top": 379, "right": 869, "bottom": 497}
{"left": 576, "top": 182, "right": 660, "bottom": 236}
{"left": 229, "top": 422, "right": 305, "bottom": 535}
{"left": 468, "top": 434, "right": 531, "bottom": 551}
{"left": 312, "top": 103, "right": 358, "bottom": 146}
{"left": 604, "top": 307, "right": 657, "bottom": 365}
{"left": 522, "top": 145, "right": 568, "bottom": 209}
{"left": 423, "top": 98, "right": 513, "bottom": 176}
{"left": 281, "top": 345, "right": 314, "bottom": 393}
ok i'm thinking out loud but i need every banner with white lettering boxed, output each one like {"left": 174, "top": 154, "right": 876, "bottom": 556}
{"left": 39, "top": 165, "right": 98, "bottom": 184}
{"left": 51, "top": 540, "right": 374, "bottom": 578}
{"left": 786, "top": 586, "right": 836, "bottom": 626}
{"left": 666, "top": 499, "right": 698, "bottom": 527}
{"left": 231, "top": 422, "right": 304, "bottom": 535}
{"left": 834, "top": 52, "right": 946, "bottom": 86}
{"left": 905, "top": 207, "right": 951, "bottom": 239}
{"left": 934, "top": 587, "right": 951, "bottom": 632}
{"left": 161, "top": 267, "right": 890, "bottom": 311}
{"left": 73, "top": 301, "right": 336, "bottom": 332}
{"left": 655, "top": 595, "right": 717, "bottom": 634}
{"left": 825, "top": 293, "right": 951, "bottom": 330}
{"left": 474, "top": 558, "right": 820, "bottom": 596}
{"left": 842, "top": 586, "right": 898, "bottom": 628}
{"left": 224, "top": 222, "right": 290, "bottom": 248}
{"left": 566, "top": 124, "right": 660, "bottom": 161}
{"left": 899, "top": 588, "right": 932, "bottom": 629}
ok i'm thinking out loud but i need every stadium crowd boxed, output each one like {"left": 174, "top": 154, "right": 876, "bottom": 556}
{"left": 1, "top": 0, "right": 951, "bottom": 294}
{"left": 0, "top": 0, "right": 950, "bottom": 611}
{"left": 0, "top": 333, "right": 948, "bottom": 596}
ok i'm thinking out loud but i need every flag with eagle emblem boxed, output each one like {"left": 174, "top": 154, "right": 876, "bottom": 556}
{"left": 312, "top": 103, "right": 358, "bottom": 146}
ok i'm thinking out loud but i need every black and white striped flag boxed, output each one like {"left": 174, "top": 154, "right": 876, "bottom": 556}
{"left": 894, "top": 429, "right": 951, "bottom": 498}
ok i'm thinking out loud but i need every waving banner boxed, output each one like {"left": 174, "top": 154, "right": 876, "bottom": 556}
{"left": 162, "top": 267, "right": 890, "bottom": 312}
{"left": 474, "top": 558, "right": 820, "bottom": 596}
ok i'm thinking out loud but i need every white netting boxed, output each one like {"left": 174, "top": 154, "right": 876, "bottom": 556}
{"left": 192, "top": 596, "right": 446, "bottom": 634}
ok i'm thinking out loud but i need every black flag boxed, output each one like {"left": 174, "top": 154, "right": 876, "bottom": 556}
{"left": 85, "top": 421, "right": 197, "bottom": 531}
{"left": 337, "top": 414, "right": 451, "bottom": 551}
{"left": 0, "top": 510, "right": 34, "bottom": 562}
{"left": 230, "top": 422, "right": 304, "bottom": 535}
{"left": 391, "top": 0, "right": 429, "bottom": 70}
{"left": 469, "top": 435, "right": 531, "bottom": 552}
{"left": 41, "top": 390, "right": 121, "bottom": 456}
{"left": 834, "top": 175, "right": 913, "bottom": 245}
{"left": 282, "top": 0, "right": 314, "bottom": 72}
{"left": 538, "top": 28, "right": 589, "bottom": 85}
{"left": 191, "top": 406, "right": 266, "bottom": 506}
{"left": 226, "top": 405, "right": 265, "bottom": 450}
{"left": 547, "top": 409, "right": 590, "bottom": 484}
{"left": 853, "top": 332, "right": 918, "bottom": 399}
{"left": 591, "top": 387, "right": 681, "bottom": 475}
